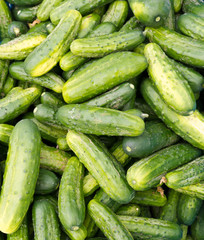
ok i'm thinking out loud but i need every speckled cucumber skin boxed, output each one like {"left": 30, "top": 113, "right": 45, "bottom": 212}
{"left": 0, "top": 0, "right": 12, "bottom": 38}
{"left": 7, "top": 216, "right": 29, "bottom": 240}
{"left": 0, "top": 119, "right": 41, "bottom": 234}
{"left": 175, "top": 181, "right": 204, "bottom": 199}
{"left": 88, "top": 199, "right": 134, "bottom": 240}
{"left": 182, "top": 0, "right": 204, "bottom": 17}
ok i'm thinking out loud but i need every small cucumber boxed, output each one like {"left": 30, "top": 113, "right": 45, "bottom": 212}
{"left": 83, "top": 173, "right": 99, "bottom": 197}
{"left": 173, "top": 0, "right": 183, "bottom": 12}
{"left": 87, "top": 22, "right": 117, "bottom": 38}
{"left": 7, "top": 0, "right": 42, "bottom": 6}
{"left": 56, "top": 137, "right": 71, "bottom": 151}
{"left": 40, "top": 92, "right": 64, "bottom": 108}
{"left": 0, "top": 124, "right": 13, "bottom": 145}
{"left": 0, "top": 59, "right": 9, "bottom": 94}
{"left": 191, "top": 203, "right": 204, "bottom": 240}
{"left": 2, "top": 75, "right": 16, "bottom": 96}
{"left": 8, "top": 21, "right": 28, "bottom": 39}
{"left": 0, "top": 0, "right": 12, "bottom": 39}
{"left": 116, "top": 204, "right": 141, "bottom": 217}
{"left": 0, "top": 119, "right": 41, "bottom": 234}
{"left": 12, "top": 5, "right": 39, "bottom": 22}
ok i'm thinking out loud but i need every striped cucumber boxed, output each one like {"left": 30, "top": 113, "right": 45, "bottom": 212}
{"left": 0, "top": 119, "right": 41, "bottom": 234}
{"left": 191, "top": 203, "right": 204, "bottom": 240}
{"left": 24, "top": 10, "right": 82, "bottom": 77}
{"left": 182, "top": 0, "right": 204, "bottom": 17}
{"left": 83, "top": 173, "right": 99, "bottom": 197}
{"left": 0, "top": 59, "right": 9, "bottom": 94}
{"left": 7, "top": 216, "right": 29, "bottom": 240}
{"left": 0, "top": 0, "right": 12, "bottom": 39}
{"left": 0, "top": 124, "right": 13, "bottom": 145}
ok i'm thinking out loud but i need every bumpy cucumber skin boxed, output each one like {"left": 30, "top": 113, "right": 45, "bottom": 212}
{"left": 191, "top": 203, "right": 204, "bottom": 240}
{"left": 57, "top": 104, "right": 145, "bottom": 136}
{"left": 62, "top": 51, "right": 147, "bottom": 104}
{"left": 123, "top": 120, "right": 179, "bottom": 158}
{"left": 182, "top": 0, "right": 204, "bottom": 17}
{"left": 7, "top": 216, "right": 29, "bottom": 240}
{"left": 32, "top": 199, "right": 61, "bottom": 240}
{"left": 7, "top": 0, "right": 42, "bottom": 6}
{"left": 141, "top": 78, "right": 204, "bottom": 150}
{"left": 12, "top": 5, "right": 39, "bottom": 22}
{"left": 87, "top": 22, "right": 117, "bottom": 37}
{"left": 145, "top": 27, "right": 204, "bottom": 68}
{"left": 59, "top": 156, "right": 85, "bottom": 231}
{"left": 24, "top": 10, "right": 82, "bottom": 77}
{"left": 0, "top": 124, "right": 14, "bottom": 145}
{"left": 0, "top": 0, "right": 12, "bottom": 39}
{"left": 127, "top": 143, "right": 202, "bottom": 191}
{"left": 88, "top": 199, "right": 134, "bottom": 240}
{"left": 0, "top": 119, "right": 41, "bottom": 234}
{"left": 67, "top": 130, "right": 135, "bottom": 204}
{"left": 118, "top": 215, "right": 182, "bottom": 240}
{"left": 0, "top": 59, "right": 9, "bottom": 94}
{"left": 83, "top": 173, "right": 99, "bottom": 197}
{"left": 177, "top": 194, "right": 203, "bottom": 225}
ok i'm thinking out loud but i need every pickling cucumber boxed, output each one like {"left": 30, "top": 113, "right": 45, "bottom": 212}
{"left": 0, "top": 0, "right": 12, "bottom": 39}
{"left": 13, "top": 5, "right": 39, "bottom": 22}
{"left": 0, "top": 124, "right": 13, "bottom": 145}
{"left": 7, "top": 21, "right": 28, "bottom": 39}
{"left": 7, "top": 216, "right": 29, "bottom": 240}
{"left": 191, "top": 203, "right": 204, "bottom": 240}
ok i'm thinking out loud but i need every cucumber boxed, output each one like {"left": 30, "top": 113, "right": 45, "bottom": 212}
{"left": 93, "top": 6, "right": 106, "bottom": 17}
{"left": 123, "top": 120, "right": 179, "bottom": 158}
{"left": 164, "top": 0, "right": 175, "bottom": 30}
{"left": 0, "top": 0, "right": 12, "bottom": 39}
{"left": 56, "top": 137, "right": 71, "bottom": 151}
{"left": 120, "top": 16, "right": 142, "bottom": 33}
{"left": 28, "top": 21, "right": 49, "bottom": 34}
{"left": 116, "top": 204, "right": 141, "bottom": 217}
{"left": 0, "top": 59, "right": 9, "bottom": 94}
{"left": 0, "top": 86, "right": 41, "bottom": 124}
{"left": 88, "top": 199, "right": 134, "bottom": 240}
{"left": 175, "top": 181, "right": 204, "bottom": 199}
{"left": 141, "top": 78, "right": 204, "bottom": 150}
{"left": 59, "top": 156, "right": 85, "bottom": 231}
{"left": 50, "top": 0, "right": 114, "bottom": 25}
{"left": 191, "top": 203, "right": 204, "bottom": 240}
{"left": 145, "top": 27, "right": 204, "bottom": 68}
{"left": 173, "top": 0, "right": 183, "bottom": 12}
{"left": 127, "top": 143, "right": 201, "bottom": 191}
{"left": 134, "top": 43, "right": 146, "bottom": 54}
{"left": 63, "top": 225, "right": 87, "bottom": 240}
{"left": 7, "top": 0, "right": 42, "bottom": 6}
{"left": 9, "top": 62, "right": 64, "bottom": 93}
{"left": 177, "top": 194, "right": 203, "bottom": 225}
{"left": 180, "top": 225, "right": 188, "bottom": 240}
{"left": 144, "top": 43, "right": 195, "bottom": 115}
{"left": 57, "top": 104, "right": 145, "bottom": 136}
{"left": 62, "top": 52, "right": 147, "bottom": 104}
{"left": 70, "top": 30, "right": 145, "bottom": 58}
{"left": 0, "top": 124, "right": 13, "bottom": 145}
{"left": 24, "top": 10, "right": 82, "bottom": 77}
{"left": 131, "top": 189, "right": 167, "bottom": 207}
{"left": 12, "top": 5, "right": 39, "bottom": 22}
{"left": 35, "top": 168, "right": 59, "bottom": 195}
{"left": 87, "top": 22, "right": 117, "bottom": 37}
{"left": 177, "top": 13, "right": 204, "bottom": 41}
{"left": 128, "top": 0, "right": 171, "bottom": 27}
{"left": 165, "top": 155, "right": 204, "bottom": 189}
{"left": 118, "top": 215, "right": 182, "bottom": 240}
{"left": 101, "top": 0, "right": 128, "bottom": 29}
{"left": 183, "top": 0, "right": 204, "bottom": 17}
{"left": 135, "top": 98, "right": 158, "bottom": 120}
{"left": 45, "top": 22, "right": 55, "bottom": 33}
{"left": 2, "top": 75, "right": 16, "bottom": 96}
{"left": 0, "top": 119, "right": 41, "bottom": 234}
{"left": 83, "top": 173, "right": 99, "bottom": 197}
{"left": 66, "top": 130, "right": 135, "bottom": 204}
{"left": 8, "top": 21, "right": 28, "bottom": 39}
{"left": 32, "top": 199, "right": 61, "bottom": 240}
{"left": 40, "top": 92, "right": 64, "bottom": 108}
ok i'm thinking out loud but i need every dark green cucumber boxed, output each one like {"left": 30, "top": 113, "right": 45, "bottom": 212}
{"left": 101, "top": 0, "right": 128, "bottom": 29}
{"left": 9, "top": 62, "right": 64, "bottom": 93}
{"left": 8, "top": 21, "right": 28, "bottom": 39}
{"left": 70, "top": 30, "right": 145, "bottom": 58}
{"left": 178, "top": 13, "right": 204, "bottom": 41}
{"left": 62, "top": 51, "right": 147, "bottom": 103}
{"left": 87, "top": 22, "right": 117, "bottom": 37}
{"left": 123, "top": 120, "right": 179, "bottom": 158}
{"left": 0, "top": 0, "right": 12, "bottom": 39}
{"left": 173, "top": 0, "right": 183, "bottom": 12}
{"left": 145, "top": 27, "right": 204, "bottom": 68}
{"left": 83, "top": 173, "right": 99, "bottom": 197}
{"left": 0, "top": 119, "right": 41, "bottom": 234}
{"left": 0, "top": 86, "right": 41, "bottom": 124}
{"left": 40, "top": 92, "right": 64, "bottom": 108}
{"left": 128, "top": 0, "right": 171, "bottom": 27}
{"left": 144, "top": 43, "right": 196, "bottom": 115}
{"left": 141, "top": 78, "right": 204, "bottom": 150}
{"left": 56, "top": 137, "right": 71, "bottom": 151}
{"left": 165, "top": 155, "right": 204, "bottom": 189}
{"left": 32, "top": 199, "right": 60, "bottom": 240}
{"left": 0, "top": 124, "right": 13, "bottom": 145}
{"left": 59, "top": 156, "right": 85, "bottom": 231}
{"left": 187, "top": 235, "right": 193, "bottom": 240}
{"left": 35, "top": 168, "right": 59, "bottom": 195}
{"left": 88, "top": 199, "right": 133, "bottom": 240}
{"left": 12, "top": 5, "right": 39, "bottom": 22}
{"left": 7, "top": 0, "right": 42, "bottom": 6}
{"left": 183, "top": 0, "right": 204, "bottom": 17}
{"left": 127, "top": 143, "right": 201, "bottom": 191}
{"left": 118, "top": 215, "right": 182, "bottom": 240}
{"left": 93, "top": 5, "right": 106, "bottom": 16}
{"left": 57, "top": 104, "right": 145, "bottom": 136}
{"left": 2, "top": 75, "right": 16, "bottom": 96}
{"left": 131, "top": 189, "right": 167, "bottom": 207}
{"left": 24, "top": 10, "right": 82, "bottom": 77}
{"left": 177, "top": 194, "right": 203, "bottom": 225}
{"left": 0, "top": 59, "right": 9, "bottom": 94}
{"left": 191, "top": 203, "right": 204, "bottom": 240}
{"left": 50, "top": 0, "right": 114, "bottom": 25}
{"left": 7, "top": 216, "right": 29, "bottom": 240}
{"left": 67, "top": 130, "right": 135, "bottom": 204}
{"left": 116, "top": 204, "right": 141, "bottom": 217}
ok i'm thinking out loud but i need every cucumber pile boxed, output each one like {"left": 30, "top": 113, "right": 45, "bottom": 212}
{"left": 0, "top": 0, "right": 204, "bottom": 239}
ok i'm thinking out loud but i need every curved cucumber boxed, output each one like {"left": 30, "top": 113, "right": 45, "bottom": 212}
{"left": 191, "top": 203, "right": 204, "bottom": 240}
{"left": 0, "top": 0, "right": 12, "bottom": 39}
{"left": 67, "top": 130, "right": 135, "bottom": 204}
{"left": 144, "top": 43, "right": 195, "bottom": 115}
{"left": 24, "top": 10, "right": 82, "bottom": 77}
{"left": 0, "top": 124, "right": 13, "bottom": 145}
{"left": 70, "top": 30, "right": 145, "bottom": 58}
{"left": 7, "top": 216, "right": 29, "bottom": 240}
{"left": 12, "top": 5, "right": 39, "bottom": 22}
{"left": 0, "top": 119, "right": 41, "bottom": 234}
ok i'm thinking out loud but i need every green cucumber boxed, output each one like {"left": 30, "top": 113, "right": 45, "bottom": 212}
{"left": 83, "top": 173, "right": 99, "bottom": 197}
{"left": 0, "top": 32, "right": 46, "bottom": 60}
{"left": 134, "top": 43, "right": 146, "bottom": 54}
{"left": 88, "top": 199, "right": 134, "bottom": 240}
{"left": 173, "top": 0, "right": 183, "bottom": 12}
{"left": 9, "top": 62, "right": 64, "bottom": 93}
{"left": 63, "top": 225, "right": 87, "bottom": 240}
{"left": 175, "top": 181, "right": 204, "bottom": 199}
{"left": 101, "top": 0, "right": 128, "bottom": 29}
{"left": 134, "top": 98, "right": 158, "bottom": 120}
{"left": 177, "top": 194, "right": 203, "bottom": 225}
{"left": 144, "top": 43, "right": 195, "bottom": 115}
{"left": 128, "top": 0, "right": 171, "bottom": 27}
{"left": 164, "top": 0, "right": 175, "bottom": 30}
{"left": 116, "top": 204, "right": 141, "bottom": 217}
{"left": 87, "top": 22, "right": 117, "bottom": 37}
{"left": 120, "top": 16, "right": 142, "bottom": 33}
{"left": 70, "top": 30, "right": 145, "bottom": 58}
{"left": 59, "top": 156, "right": 85, "bottom": 231}
{"left": 0, "top": 59, "right": 9, "bottom": 94}
{"left": 165, "top": 155, "right": 204, "bottom": 189}
{"left": 191, "top": 203, "right": 204, "bottom": 240}
{"left": 0, "top": 0, "right": 12, "bottom": 39}
{"left": 0, "top": 124, "right": 13, "bottom": 145}
{"left": 0, "top": 119, "right": 41, "bottom": 234}
{"left": 32, "top": 199, "right": 61, "bottom": 240}
{"left": 180, "top": 225, "right": 188, "bottom": 240}
{"left": 67, "top": 130, "right": 135, "bottom": 204}
{"left": 8, "top": 21, "right": 28, "bottom": 39}
{"left": 93, "top": 6, "right": 106, "bottom": 17}
{"left": 141, "top": 78, "right": 204, "bottom": 150}
{"left": 56, "top": 137, "right": 71, "bottom": 151}
{"left": 40, "top": 92, "right": 64, "bottom": 108}
{"left": 7, "top": 216, "right": 29, "bottom": 240}
{"left": 123, "top": 120, "right": 179, "bottom": 158}
{"left": 28, "top": 21, "right": 49, "bottom": 34}
{"left": 127, "top": 143, "right": 201, "bottom": 191}
{"left": 45, "top": 22, "right": 55, "bottom": 33}
{"left": 140, "top": 206, "right": 152, "bottom": 218}
{"left": 62, "top": 51, "right": 147, "bottom": 104}
{"left": 2, "top": 75, "right": 16, "bottom": 96}
{"left": 57, "top": 104, "right": 145, "bottom": 136}
{"left": 0, "top": 86, "right": 41, "bottom": 124}
{"left": 145, "top": 27, "right": 204, "bottom": 68}
{"left": 12, "top": 5, "right": 39, "bottom": 22}
{"left": 7, "top": 0, "right": 42, "bottom": 6}
{"left": 131, "top": 189, "right": 167, "bottom": 207}
{"left": 24, "top": 10, "right": 82, "bottom": 77}
{"left": 183, "top": 0, "right": 204, "bottom": 17}
{"left": 35, "top": 168, "right": 59, "bottom": 195}
{"left": 118, "top": 215, "right": 182, "bottom": 240}
{"left": 177, "top": 13, "right": 204, "bottom": 41}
